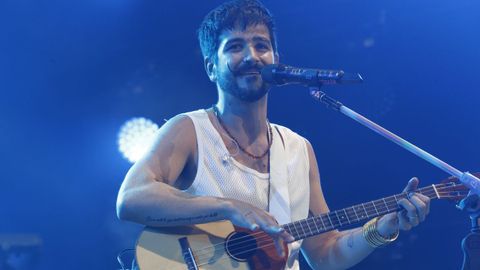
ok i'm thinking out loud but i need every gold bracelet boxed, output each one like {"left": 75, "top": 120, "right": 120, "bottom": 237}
{"left": 362, "top": 217, "right": 399, "bottom": 248}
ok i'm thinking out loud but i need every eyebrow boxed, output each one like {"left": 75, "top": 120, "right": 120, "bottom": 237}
{"left": 224, "top": 36, "right": 271, "bottom": 46}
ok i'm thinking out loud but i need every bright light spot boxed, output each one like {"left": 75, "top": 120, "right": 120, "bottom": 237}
{"left": 118, "top": 117, "right": 159, "bottom": 163}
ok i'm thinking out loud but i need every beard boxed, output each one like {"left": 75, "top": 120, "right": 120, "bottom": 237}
{"left": 216, "top": 62, "right": 270, "bottom": 103}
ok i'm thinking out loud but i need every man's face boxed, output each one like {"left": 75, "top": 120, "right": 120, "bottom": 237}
{"left": 213, "top": 24, "right": 277, "bottom": 102}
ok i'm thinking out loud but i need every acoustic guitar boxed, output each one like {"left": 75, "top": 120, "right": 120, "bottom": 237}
{"left": 135, "top": 175, "right": 473, "bottom": 270}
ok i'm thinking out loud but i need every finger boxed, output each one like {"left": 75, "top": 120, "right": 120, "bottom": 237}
{"left": 242, "top": 211, "right": 260, "bottom": 231}
{"left": 379, "top": 213, "right": 399, "bottom": 229}
{"left": 230, "top": 214, "right": 258, "bottom": 231}
{"left": 415, "top": 193, "right": 431, "bottom": 215}
{"left": 246, "top": 219, "right": 259, "bottom": 231}
{"left": 376, "top": 213, "right": 399, "bottom": 236}
{"left": 398, "top": 198, "right": 419, "bottom": 227}
{"left": 266, "top": 216, "right": 295, "bottom": 242}
{"left": 408, "top": 193, "right": 428, "bottom": 222}
{"left": 415, "top": 193, "right": 430, "bottom": 203}
{"left": 273, "top": 236, "right": 286, "bottom": 257}
{"left": 280, "top": 230, "right": 295, "bottom": 243}
{"left": 397, "top": 210, "right": 413, "bottom": 231}
{"left": 266, "top": 216, "right": 284, "bottom": 234}
{"left": 403, "top": 177, "right": 419, "bottom": 193}
{"left": 254, "top": 212, "right": 283, "bottom": 234}
{"left": 261, "top": 219, "right": 294, "bottom": 242}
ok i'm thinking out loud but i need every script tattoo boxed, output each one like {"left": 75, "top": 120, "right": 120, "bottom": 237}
{"left": 146, "top": 212, "right": 219, "bottom": 224}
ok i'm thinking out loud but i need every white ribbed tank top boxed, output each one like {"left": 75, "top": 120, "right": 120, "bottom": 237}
{"left": 183, "top": 109, "right": 310, "bottom": 270}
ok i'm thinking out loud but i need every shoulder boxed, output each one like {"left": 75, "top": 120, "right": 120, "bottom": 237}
{"left": 149, "top": 110, "right": 206, "bottom": 155}
{"left": 160, "top": 113, "right": 194, "bottom": 137}
{"left": 161, "top": 109, "right": 207, "bottom": 134}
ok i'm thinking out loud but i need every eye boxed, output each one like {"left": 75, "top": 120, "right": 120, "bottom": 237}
{"left": 227, "top": 43, "right": 243, "bottom": 52}
{"left": 255, "top": 42, "right": 271, "bottom": 52}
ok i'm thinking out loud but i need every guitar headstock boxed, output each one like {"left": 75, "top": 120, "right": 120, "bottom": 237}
{"left": 436, "top": 172, "right": 480, "bottom": 203}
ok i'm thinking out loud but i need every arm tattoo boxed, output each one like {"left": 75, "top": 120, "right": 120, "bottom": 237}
{"left": 146, "top": 212, "right": 219, "bottom": 224}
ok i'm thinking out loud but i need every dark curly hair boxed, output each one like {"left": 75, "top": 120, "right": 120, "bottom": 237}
{"left": 197, "top": 0, "right": 278, "bottom": 62}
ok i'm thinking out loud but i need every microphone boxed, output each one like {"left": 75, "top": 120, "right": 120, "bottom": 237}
{"left": 261, "top": 64, "right": 363, "bottom": 86}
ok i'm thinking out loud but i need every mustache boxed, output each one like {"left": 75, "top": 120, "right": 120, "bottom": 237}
{"left": 227, "top": 61, "right": 263, "bottom": 75}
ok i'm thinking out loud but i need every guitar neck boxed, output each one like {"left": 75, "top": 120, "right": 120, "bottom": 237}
{"left": 281, "top": 184, "right": 441, "bottom": 241}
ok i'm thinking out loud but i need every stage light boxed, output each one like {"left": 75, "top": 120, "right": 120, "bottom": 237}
{"left": 117, "top": 117, "right": 159, "bottom": 163}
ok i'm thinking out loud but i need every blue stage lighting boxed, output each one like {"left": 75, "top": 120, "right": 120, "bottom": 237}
{"left": 117, "top": 117, "right": 159, "bottom": 163}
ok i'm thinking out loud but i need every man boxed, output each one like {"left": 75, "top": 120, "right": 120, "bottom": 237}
{"left": 116, "top": 0, "right": 430, "bottom": 269}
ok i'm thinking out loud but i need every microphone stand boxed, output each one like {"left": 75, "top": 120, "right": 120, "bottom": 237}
{"left": 457, "top": 194, "right": 480, "bottom": 270}
{"left": 308, "top": 86, "right": 480, "bottom": 194}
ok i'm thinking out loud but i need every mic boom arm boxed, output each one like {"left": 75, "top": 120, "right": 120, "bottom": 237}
{"left": 309, "top": 87, "right": 480, "bottom": 195}
{"left": 261, "top": 64, "right": 363, "bottom": 86}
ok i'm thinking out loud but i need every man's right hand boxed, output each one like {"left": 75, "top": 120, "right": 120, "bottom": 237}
{"left": 222, "top": 198, "right": 295, "bottom": 257}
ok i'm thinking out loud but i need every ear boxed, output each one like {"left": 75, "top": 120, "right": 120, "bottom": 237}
{"left": 204, "top": 57, "right": 217, "bottom": 82}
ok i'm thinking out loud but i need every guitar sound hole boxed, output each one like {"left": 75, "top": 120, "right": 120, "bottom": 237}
{"left": 225, "top": 232, "right": 258, "bottom": 261}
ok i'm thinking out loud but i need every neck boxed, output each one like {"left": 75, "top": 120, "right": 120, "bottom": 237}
{"left": 215, "top": 91, "right": 269, "bottom": 139}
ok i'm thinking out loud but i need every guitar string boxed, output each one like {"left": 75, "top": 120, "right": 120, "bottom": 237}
{"left": 175, "top": 185, "right": 467, "bottom": 269}
{"left": 193, "top": 188, "right": 466, "bottom": 268}
{"left": 192, "top": 188, "right": 465, "bottom": 264}
{"left": 188, "top": 183, "right": 459, "bottom": 258}
{"left": 192, "top": 189, "right": 464, "bottom": 264}
{"left": 188, "top": 184, "right": 464, "bottom": 262}
{"left": 189, "top": 184, "right": 463, "bottom": 261}
{"left": 194, "top": 189, "right": 466, "bottom": 268}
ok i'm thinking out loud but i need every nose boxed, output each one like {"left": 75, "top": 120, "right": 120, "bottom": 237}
{"left": 242, "top": 45, "right": 260, "bottom": 65}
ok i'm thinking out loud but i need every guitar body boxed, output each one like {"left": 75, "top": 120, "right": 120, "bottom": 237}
{"left": 136, "top": 220, "right": 288, "bottom": 270}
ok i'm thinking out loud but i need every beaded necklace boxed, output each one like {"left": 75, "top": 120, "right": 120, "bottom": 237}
{"left": 212, "top": 105, "right": 273, "bottom": 160}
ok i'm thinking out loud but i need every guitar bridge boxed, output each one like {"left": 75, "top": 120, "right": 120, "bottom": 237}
{"left": 178, "top": 237, "right": 199, "bottom": 270}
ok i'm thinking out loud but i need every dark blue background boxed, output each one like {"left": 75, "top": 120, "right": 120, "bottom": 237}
{"left": 1, "top": 0, "right": 479, "bottom": 269}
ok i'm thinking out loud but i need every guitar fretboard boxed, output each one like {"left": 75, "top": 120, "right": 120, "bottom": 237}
{"left": 281, "top": 185, "right": 440, "bottom": 241}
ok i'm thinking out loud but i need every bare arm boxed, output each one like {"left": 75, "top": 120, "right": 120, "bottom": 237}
{"left": 116, "top": 115, "right": 230, "bottom": 227}
{"left": 300, "top": 140, "right": 430, "bottom": 270}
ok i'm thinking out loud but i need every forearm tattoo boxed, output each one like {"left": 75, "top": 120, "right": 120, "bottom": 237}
{"left": 146, "top": 212, "right": 219, "bottom": 224}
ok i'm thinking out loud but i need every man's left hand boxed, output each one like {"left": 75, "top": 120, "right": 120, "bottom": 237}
{"left": 376, "top": 177, "right": 431, "bottom": 237}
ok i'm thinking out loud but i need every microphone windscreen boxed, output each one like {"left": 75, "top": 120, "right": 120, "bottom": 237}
{"left": 261, "top": 64, "right": 281, "bottom": 84}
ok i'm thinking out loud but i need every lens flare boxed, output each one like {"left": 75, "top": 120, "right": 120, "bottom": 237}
{"left": 117, "top": 117, "right": 159, "bottom": 163}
